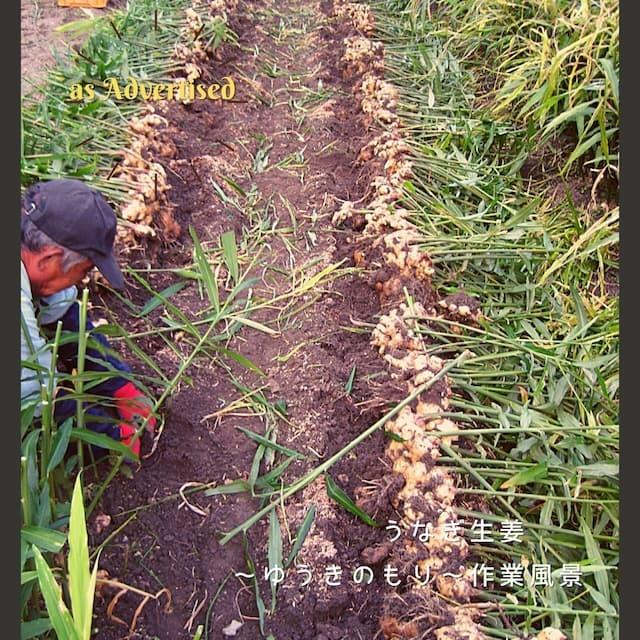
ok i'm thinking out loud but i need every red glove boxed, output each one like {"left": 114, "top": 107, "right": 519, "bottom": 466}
{"left": 118, "top": 423, "right": 141, "bottom": 458}
{"left": 114, "top": 382, "right": 157, "bottom": 433}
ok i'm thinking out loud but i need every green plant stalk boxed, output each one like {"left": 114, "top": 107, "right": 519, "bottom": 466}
{"left": 89, "top": 513, "right": 137, "bottom": 562}
{"left": 456, "top": 487, "right": 618, "bottom": 505}
{"left": 74, "top": 290, "right": 90, "bottom": 468}
{"left": 21, "top": 456, "right": 30, "bottom": 528}
{"left": 41, "top": 321, "right": 63, "bottom": 486}
{"left": 204, "top": 572, "right": 233, "bottom": 639}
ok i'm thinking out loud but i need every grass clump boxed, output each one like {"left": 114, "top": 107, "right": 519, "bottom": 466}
{"left": 428, "top": 0, "right": 619, "bottom": 177}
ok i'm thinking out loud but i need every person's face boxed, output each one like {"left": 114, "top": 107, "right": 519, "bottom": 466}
{"left": 25, "top": 247, "right": 94, "bottom": 297}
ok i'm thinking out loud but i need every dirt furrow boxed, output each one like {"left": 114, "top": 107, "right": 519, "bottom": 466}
{"left": 92, "top": 1, "right": 400, "bottom": 638}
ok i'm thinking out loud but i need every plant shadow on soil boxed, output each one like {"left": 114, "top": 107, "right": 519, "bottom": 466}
{"left": 89, "top": 1, "right": 411, "bottom": 638}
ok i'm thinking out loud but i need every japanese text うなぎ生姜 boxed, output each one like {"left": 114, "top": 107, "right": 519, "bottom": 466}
{"left": 385, "top": 517, "right": 526, "bottom": 544}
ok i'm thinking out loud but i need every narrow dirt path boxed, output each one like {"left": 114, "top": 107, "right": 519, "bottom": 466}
{"left": 93, "top": 1, "right": 400, "bottom": 637}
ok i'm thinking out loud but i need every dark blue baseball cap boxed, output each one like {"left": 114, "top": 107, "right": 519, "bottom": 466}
{"left": 23, "top": 179, "right": 125, "bottom": 289}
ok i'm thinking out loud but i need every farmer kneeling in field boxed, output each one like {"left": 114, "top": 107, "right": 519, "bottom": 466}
{"left": 20, "top": 179, "right": 156, "bottom": 457}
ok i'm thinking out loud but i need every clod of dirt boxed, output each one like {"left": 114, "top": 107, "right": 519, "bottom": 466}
{"left": 222, "top": 619, "right": 244, "bottom": 636}
{"left": 94, "top": 513, "right": 112, "bottom": 535}
{"left": 380, "top": 616, "right": 419, "bottom": 640}
{"left": 359, "top": 541, "right": 393, "bottom": 565}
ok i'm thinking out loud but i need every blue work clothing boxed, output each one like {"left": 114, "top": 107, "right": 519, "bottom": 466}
{"left": 21, "top": 260, "right": 132, "bottom": 448}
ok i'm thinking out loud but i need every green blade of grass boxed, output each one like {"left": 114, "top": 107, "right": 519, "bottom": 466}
{"left": 46, "top": 418, "right": 73, "bottom": 475}
{"left": 286, "top": 506, "right": 316, "bottom": 568}
{"left": 214, "top": 346, "right": 265, "bottom": 376}
{"left": 242, "top": 534, "right": 266, "bottom": 635}
{"left": 221, "top": 230, "right": 239, "bottom": 285}
{"left": 237, "top": 426, "right": 306, "bottom": 460}
{"left": 204, "top": 480, "right": 251, "bottom": 496}
{"left": 20, "top": 618, "right": 53, "bottom": 640}
{"left": 189, "top": 225, "right": 220, "bottom": 313}
{"left": 69, "top": 428, "right": 138, "bottom": 461}
{"left": 500, "top": 462, "right": 548, "bottom": 489}
{"left": 136, "top": 281, "right": 187, "bottom": 317}
{"left": 21, "top": 527, "right": 66, "bottom": 553}
{"left": 33, "top": 546, "right": 80, "bottom": 640}
{"left": 268, "top": 510, "right": 283, "bottom": 613}
{"left": 229, "top": 315, "right": 279, "bottom": 336}
{"left": 325, "top": 473, "right": 378, "bottom": 528}
{"left": 68, "top": 474, "right": 92, "bottom": 639}
{"left": 344, "top": 365, "right": 356, "bottom": 395}
{"left": 256, "top": 458, "right": 295, "bottom": 490}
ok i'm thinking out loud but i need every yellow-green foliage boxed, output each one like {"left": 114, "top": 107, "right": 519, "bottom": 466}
{"left": 443, "top": 0, "right": 619, "bottom": 173}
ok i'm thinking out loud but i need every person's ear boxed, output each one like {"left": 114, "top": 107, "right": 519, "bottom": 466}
{"left": 35, "top": 246, "right": 64, "bottom": 275}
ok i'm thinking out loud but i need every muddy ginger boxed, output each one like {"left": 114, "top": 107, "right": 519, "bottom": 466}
{"left": 435, "top": 568, "right": 474, "bottom": 601}
{"left": 434, "top": 610, "right": 486, "bottom": 640}
{"left": 438, "top": 297, "right": 484, "bottom": 323}
{"left": 371, "top": 175, "right": 404, "bottom": 202}
{"left": 382, "top": 349, "right": 440, "bottom": 375}
{"left": 386, "top": 158, "right": 414, "bottom": 182}
{"left": 365, "top": 204, "right": 414, "bottom": 234}
{"left": 342, "top": 6, "right": 489, "bottom": 637}
{"left": 174, "top": 42, "right": 207, "bottom": 64}
{"left": 402, "top": 492, "right": 443, "bottom": 525}
{"left": 359, "top": 131, "right": 411, "bottom": 164}
{"left": 121, "top": 198, "right": 148, "bottom": 224}
{"left": 380, "top": 616, "right": 419, "bottom": 640}
{"left": 380, "top": 229, "right": 435, "bottom": 280}
{"left": 377, "top": 137, "right": 411, "bottom": 161}
{"left": 532, "top": 630, "right": 567, "bottom": 640}
{"left": 360, "top": 74, "right": 398, "bottom": 105}
{"left": 129, "top": 113, "right": 168, "bottom": 135}
{"left": 371, "top": 304, "right": 428, "bottom": 354}
{"left": 184, "top": 8, "right": 203, "bottom": 32}
{"left": 333, "top": 0, "right": 376, "bottom": 34}
{"left": 115, "top": 116, "right": 180, "bottom": 243}
{"left": 393, "top": 459, "right": 430, "bottom": 497}
{"left": 387, "top": 406, "right": 424, "bottom": 435}
{"left": 424, "top": 418, "right": 459, "bottom": 446}
{"left": 423, "top": 468, "right": 457, "bottom": 504}
{"left": 185, "top": 62, "right": 201, "bottom": 82}
{"left": 342, "top": 36, "right": 384, "bottom": 75}
{"left": 331, "top": 200, "right": 358, "bottom": 225}
{"left": 388, "top": 434, "right": 441, "bottom": 468}
{"left": 359, "top": 76, "right": 400, "bottom": 125}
